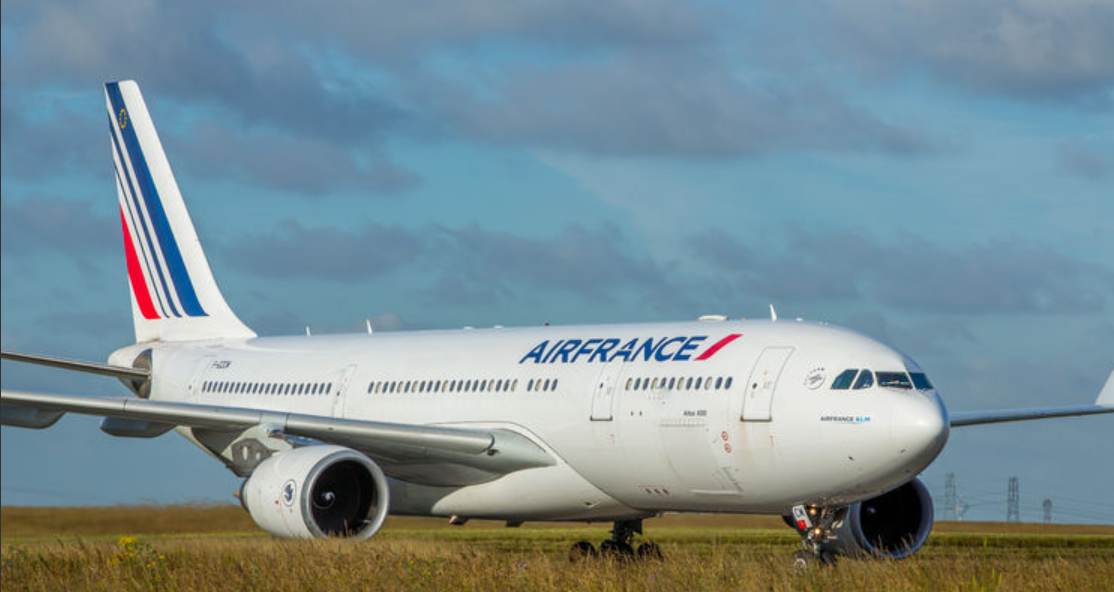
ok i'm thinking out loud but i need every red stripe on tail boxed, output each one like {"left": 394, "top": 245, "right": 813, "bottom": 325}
{"left": 696, "top": 333, "right": 742, "bottom": 361}
{"left": 120, "top": 207, "right": 159, "bottom": 320}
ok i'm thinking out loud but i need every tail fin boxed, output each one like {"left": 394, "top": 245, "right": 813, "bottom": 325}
{"left": 106, "top": 80, "right": 255, "bottom": 343}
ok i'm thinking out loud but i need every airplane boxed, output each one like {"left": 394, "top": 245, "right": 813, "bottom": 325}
{"left": 2, "top": 80, "right": 1112, "bottom": 565}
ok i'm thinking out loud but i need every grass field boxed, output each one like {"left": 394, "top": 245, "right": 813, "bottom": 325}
{"left": 3, "top": 506, "right": 1112, "bottom": 591}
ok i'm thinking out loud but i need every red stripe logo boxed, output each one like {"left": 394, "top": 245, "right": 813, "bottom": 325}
{"left": 120, "top": 207, "right": 159, "bottom": 320}
{"left": 696, "top": 333, "right": 742, "bottom": 361}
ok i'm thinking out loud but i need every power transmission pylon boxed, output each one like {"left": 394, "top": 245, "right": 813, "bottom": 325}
{"left": 1007, "top": 477, "right": 1020, "bottom": 522}
{"left": 944, "top": 473, "right": 957, "bottom": 521}
{"left": 1043, "top": 498, "right": 1052, "bottom": 524}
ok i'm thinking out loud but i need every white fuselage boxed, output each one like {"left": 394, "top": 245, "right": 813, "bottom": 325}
{"left": 113, "top": 319, "right": 949, "bottom": 522}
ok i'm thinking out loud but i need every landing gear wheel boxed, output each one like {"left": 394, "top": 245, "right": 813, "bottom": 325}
{"left": 792, "top": 550, "right": 812, "bottom": 570}
{"left": 636, "top": 542, "right": 663, "bottom": 560}
{"left": 599, "top": 539, "right": 634, "bottom": 558}
{"left": 568, "top": 541, "right": 597, "bottom": 562}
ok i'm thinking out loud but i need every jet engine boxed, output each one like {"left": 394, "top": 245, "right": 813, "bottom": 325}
{"left": 240, "top": 445, "right": 389, "bottom": 539}
{"left": 789, "top": 477, "right": 935, "bottom": 559}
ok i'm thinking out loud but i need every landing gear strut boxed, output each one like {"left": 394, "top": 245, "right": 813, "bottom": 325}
{"left": 790, "top": 504, "right": 839, "bottom": 567}
{"left": 568, "top": 519, "right": 662, "bottom": 561}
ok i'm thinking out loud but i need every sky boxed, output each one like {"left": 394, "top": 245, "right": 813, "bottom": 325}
{"left": 2, "top": 0, "right": 1112, "bottom": 524}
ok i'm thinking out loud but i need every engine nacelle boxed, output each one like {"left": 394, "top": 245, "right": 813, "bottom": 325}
{"left": 240, "top": 445, "right": 389, "bottom": 539}
{"left": 790, "top": 477, "right": 935, "bottom": 559}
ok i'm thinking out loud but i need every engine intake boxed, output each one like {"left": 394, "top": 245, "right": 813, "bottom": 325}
{"left": 240, "top": 445, "right": 389, "bottom": 539}
{"left": 788, "top": 477, "right": 935, "bottom": 559}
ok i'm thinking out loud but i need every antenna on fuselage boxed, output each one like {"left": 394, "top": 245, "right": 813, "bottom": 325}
{"left": 769, "top": 303, "right": 778, "bottom": 322}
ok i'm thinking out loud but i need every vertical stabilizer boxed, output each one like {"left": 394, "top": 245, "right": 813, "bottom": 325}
{"left": 106, "top": 80, "right": 255, "bottom": 342}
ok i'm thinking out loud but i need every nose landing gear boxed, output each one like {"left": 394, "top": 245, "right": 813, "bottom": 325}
{"left": 568, "top": 519, "right": 662, "bottom": 562}
{"left": 790, "top": 504, "right": 840, "bottom": 567}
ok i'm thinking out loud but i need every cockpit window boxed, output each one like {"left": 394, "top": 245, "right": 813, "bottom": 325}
{"left": 910, "top": 372, "right": 934, "bottom": 390}
{"left": 852, "top": 369, "right": 874, "bottom": 390}
{"left": 831, "top": 369, "right": 858, "bottom": 390}
{"left": 876, "top": 372, "right": 913, "bottom": 389}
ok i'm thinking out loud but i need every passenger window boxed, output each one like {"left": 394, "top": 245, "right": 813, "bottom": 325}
{"left": 512, "top": 379, "right": 518, "bottom": 391}
{"left": 853, "top": 370, "right": 874, "bottom": 390}
{"left": 725, "top": 377, "right": 733, "bottom": 389}
{"left": 553, "top": 378, "right": 559, "bottom": 390}
{"left": 831, "top": 369, "right": 858, "bottom": 390}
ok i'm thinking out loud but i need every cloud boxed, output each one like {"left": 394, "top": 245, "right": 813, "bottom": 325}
{"left": 219, "top": 218, "right": 688, "bottom": 311}
{"left": 842, "top": 310, "right": 978, "bottom": 356}
{"left": 428, "top": 223, "right": 694, "bottom": 313}
{"left": 0, "top": 95, "right": 103, "bottom": 181}
{"left": 170, "top": 123, "right": 418, "bottom": 195}
{"left": 2, "top": 0, "right": 934, "bottom": 164}
{"left": 260, "top": 0, "right": 710, "bottom": 58}
{"left": 221, "top": 219, "right": 427, "bottom": 281}
{"left": 1057, "top": 140, "right": 1113, "bottom": 180}
{"left": 814, "top": 0, "right": 1114, "bottom": 104}
{"left": 688, "top": 230, "right": 1114, "bottom": 314}
{"left": 411, "top": 54, "right": 933, "bottom": 158}
{"left": 438, "top": 222, "right": 668, "bottom": 294}
{"left": 3, "top": 0, "right": 413, "bottom": 158}
{"left": 1, "top": 194, "right": 118, "bottom": 255}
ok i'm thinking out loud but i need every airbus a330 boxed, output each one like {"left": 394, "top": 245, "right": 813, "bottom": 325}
{"left": 3, "top": 81, "right": 1111, "bottom": 564}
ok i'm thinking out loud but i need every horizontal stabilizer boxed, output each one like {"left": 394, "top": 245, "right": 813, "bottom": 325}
{"left": 1, "top": 350, "right": 149, "bottom": 381}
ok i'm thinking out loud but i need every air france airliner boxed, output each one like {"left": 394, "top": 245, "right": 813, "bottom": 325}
{"left": 3, "top": 81, "right": 1111, "bottom": 564}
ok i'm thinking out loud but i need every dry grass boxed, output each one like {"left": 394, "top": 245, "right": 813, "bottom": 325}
{"left": 2, "top": 506, "right": 1112, "bottom": 592}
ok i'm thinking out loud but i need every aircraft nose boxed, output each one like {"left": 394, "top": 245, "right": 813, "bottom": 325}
{"left": 889, "top": 393, "right": 949, "bottom": 469}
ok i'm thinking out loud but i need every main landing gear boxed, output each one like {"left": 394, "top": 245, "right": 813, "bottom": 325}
{"left": 789, "top": 504, "right": 839, "bottom": 568}
{"left": 568, "top": 519, "right": 662, "bottom": 562}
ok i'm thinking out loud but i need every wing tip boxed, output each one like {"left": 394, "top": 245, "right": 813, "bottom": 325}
{"left": 1097, "top": 370, "right": 1114, "bottom": 408}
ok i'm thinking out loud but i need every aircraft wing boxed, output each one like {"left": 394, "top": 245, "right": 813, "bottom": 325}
{"left": 0, "top": 389, "right": 554, "bottom": 486}
{"left": 949, "top": 370, "right": 1114, "bottom": 427}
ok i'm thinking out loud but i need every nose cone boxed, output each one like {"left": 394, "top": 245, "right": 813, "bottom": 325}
{"left": 889, "top": 392, "right": 949, "bottom": 472}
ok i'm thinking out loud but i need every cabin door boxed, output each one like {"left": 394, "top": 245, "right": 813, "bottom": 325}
{"left": 590, "top": 363, "right": 624, "bottom": 421}
{"left": 741, "top": 347, "right": 793, "bottom": 421}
